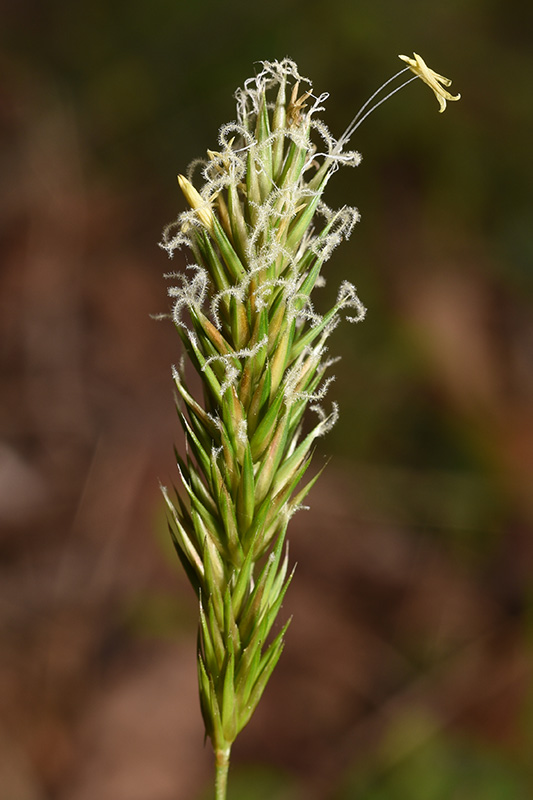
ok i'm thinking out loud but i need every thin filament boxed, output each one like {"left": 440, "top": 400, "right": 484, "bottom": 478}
{"left": 339, "top": 67, "right": 416, "bottom": 147}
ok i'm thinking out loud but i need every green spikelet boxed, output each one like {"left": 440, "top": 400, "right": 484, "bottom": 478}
{"left": 160, "top": 58, "right": 365, "bottom": 794}
{"left": 157, "top": 50, "right": 462, "bottom": 799}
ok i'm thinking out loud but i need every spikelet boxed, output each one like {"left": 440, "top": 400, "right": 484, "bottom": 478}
{"left": 157, "top": 54, "right": 461, "bottom": 799}
{"left": 159, "top": 58, "right": 365, "bottom": 784}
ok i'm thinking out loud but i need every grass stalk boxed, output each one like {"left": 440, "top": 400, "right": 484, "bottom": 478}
{"left": 158, "top": 53, "right": 460, "bottom": 800}
{"left": 215, "top": 747, "right": 231, "bottom": 800}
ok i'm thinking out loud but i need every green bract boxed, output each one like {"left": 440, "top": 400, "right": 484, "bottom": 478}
{"left": 160, "top": 58, "right": 365, "bottom": 796}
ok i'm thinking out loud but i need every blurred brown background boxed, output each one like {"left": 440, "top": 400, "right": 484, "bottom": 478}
{"left": 1, "top": 1, "right": 533, "bottom": 798}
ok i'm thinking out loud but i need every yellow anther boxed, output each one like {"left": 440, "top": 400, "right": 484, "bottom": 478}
{"left": 177, "top": 174, "right": 215, "bottom": 231}
{"left": 399, "top": 52, "right": 461, "bottom": 113}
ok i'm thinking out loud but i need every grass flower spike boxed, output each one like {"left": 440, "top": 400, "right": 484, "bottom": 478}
{"left": 159, "top": 55, "right": 459, "bottom": 799}
{"left": 399, "top": 52, "right": 461, "bottom": 112}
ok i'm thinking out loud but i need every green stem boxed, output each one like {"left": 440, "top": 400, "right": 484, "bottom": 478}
{"left": 215, "top": 746, "right": 231, "bottom": 800}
